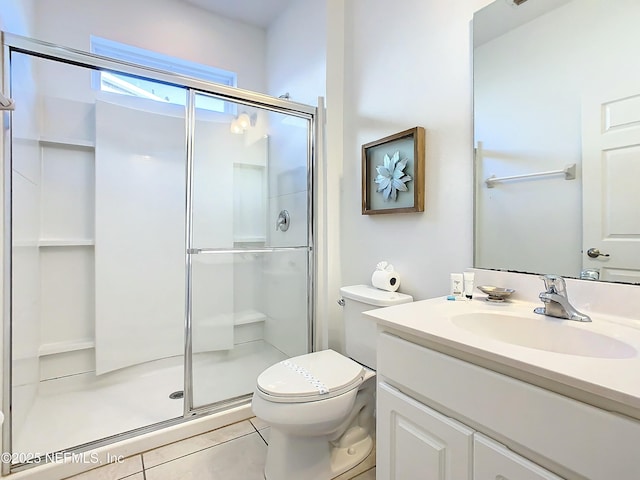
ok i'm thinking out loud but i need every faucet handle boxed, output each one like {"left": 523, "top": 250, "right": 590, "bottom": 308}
{"left": 540, "top": 274, "right": 566, "bottom": 296}
{"left": 275, "top": 210, "right": 290, "bottom": 232}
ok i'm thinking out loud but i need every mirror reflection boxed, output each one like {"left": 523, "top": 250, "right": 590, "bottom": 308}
{"left": 473, "top": 0, "right": 640, "bottom": 285}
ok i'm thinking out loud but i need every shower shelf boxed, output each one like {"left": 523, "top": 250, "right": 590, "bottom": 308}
{"left": 38, "top": 239, "right": 95, "bottom": 247}
{"left": 38, "top": 135, "right": 95, "bottom": 149}
{"left": 38, "top": 339, "right": 95, "bottom": 357}
{"left": 234, "top": 310, "right": 267, "bottom": 326}
{"left": 234, "top": 236, "right": 267, "bottom": 243}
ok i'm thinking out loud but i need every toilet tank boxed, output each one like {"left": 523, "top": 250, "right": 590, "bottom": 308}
{"left": 340, "top": 285, "right": 413, "bottom": 370}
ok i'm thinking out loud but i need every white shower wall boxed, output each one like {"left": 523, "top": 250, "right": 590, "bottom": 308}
{"left": 27, "top": 75, "right": 96, "bottom": 381}
{"left": 8, "top": 54, "right": 280, "bottom": 384}
{"left": 4, "top": 0, "right": 275, "bottom": 384}
{"left": 263, "top": 114, "right": 310, "bottom": 358}
{"left": 94, "top": 98, "right": 186, "bottom": 374}
{"left": 10, "top": 50, "right": 46, "bottom": 435}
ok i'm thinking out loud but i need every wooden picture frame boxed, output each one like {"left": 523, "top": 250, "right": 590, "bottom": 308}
{"left": 362, "top": 126, "right": 425, "bottom": 215}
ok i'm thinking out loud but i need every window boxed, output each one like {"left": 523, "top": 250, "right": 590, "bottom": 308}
{"left": 90, "top": 36, "right": 237, "bottom": 113}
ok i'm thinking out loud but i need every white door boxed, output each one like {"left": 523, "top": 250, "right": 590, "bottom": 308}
{"left": 377, "top": 381, "right": 474, "bottom": 480}
{"left": 582, "top": 87, "right": 640, "bottom": 283}
{"left": 474, "top": 433, "right": 564, "bottom": 480}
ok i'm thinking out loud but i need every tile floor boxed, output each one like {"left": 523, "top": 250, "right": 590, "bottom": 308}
{"left": 63, "top": 417, "right": 376, "bottom": 480}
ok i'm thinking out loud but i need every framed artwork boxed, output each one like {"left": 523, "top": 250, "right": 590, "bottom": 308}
{"left": 361, "top": 126, "right": 425, "bottom": 215}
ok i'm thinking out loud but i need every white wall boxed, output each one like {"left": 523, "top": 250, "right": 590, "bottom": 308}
{"left": 266, "top": 0, "right": 327, "bottom": 103}
{"left": 0, "top": 0, "right": 35, "bottom": 34}
{"left": 327, "top": 0, "right": 493, "bottom": 350}
{"left": 339, "top": 0, "right": 491, "bottom": 287}
{"left": 31, "top": 0, "right": 267, "bottom": 93}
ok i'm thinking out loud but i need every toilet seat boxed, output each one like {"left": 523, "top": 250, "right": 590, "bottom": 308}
{"left": 256, "top": 350, "right": 365, "bottom": 403}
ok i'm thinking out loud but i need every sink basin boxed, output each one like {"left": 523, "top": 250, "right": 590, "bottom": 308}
{"left": 452, "top": 313, "right": 637, "bottom": 359}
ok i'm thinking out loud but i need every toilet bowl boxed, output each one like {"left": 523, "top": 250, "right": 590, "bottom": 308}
{"left": 252, "top": 285, "right": 413, "bottom": 480}
{"left": 253, "top": 349, "right": 375, "bottom": 479}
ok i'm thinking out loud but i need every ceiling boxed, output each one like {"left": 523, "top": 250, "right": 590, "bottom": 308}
{"left": 181, "top": 0, "right": 293, "bottom": 28}
{"left": 473, "top": 0, "right": 573, "bottom": 46}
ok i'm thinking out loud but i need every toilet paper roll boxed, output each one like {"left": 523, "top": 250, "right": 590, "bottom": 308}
{"left": 371, "top": 270, "right": 400, "bottom": 292}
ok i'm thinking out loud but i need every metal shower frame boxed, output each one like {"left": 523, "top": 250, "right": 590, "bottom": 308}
{"left": 1, "top": 32, "right": 317, "bottom": 474}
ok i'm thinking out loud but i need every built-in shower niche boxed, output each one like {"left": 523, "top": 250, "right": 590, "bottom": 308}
{"left": 10, "top": 92, "right": 98, "bottom": 454}
{"left": 36, "top": 97, "right": 97, "bottom": 381}
{"left": 233, "top": 135, "right": 268, "bottom": 244}
{"left": 38, "top": 136, "right": 96, "bottom": 379}
{"left": 13, "top": 99, "right": 96, "bottom": 371}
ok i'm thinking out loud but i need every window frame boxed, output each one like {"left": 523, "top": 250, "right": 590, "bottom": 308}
{"left": 90, "top": 36, "right": 237, "bottom": 114}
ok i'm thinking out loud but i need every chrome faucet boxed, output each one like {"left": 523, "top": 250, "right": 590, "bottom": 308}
{"left": 534, "top": 274, "right": 591, "bottom": 322}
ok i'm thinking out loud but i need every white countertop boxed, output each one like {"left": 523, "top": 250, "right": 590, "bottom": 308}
{"left": 365, "top": 296, "right": 640, "bottom": 419}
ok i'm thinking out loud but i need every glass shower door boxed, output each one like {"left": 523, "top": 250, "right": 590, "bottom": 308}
{"left": 189, "top": 93, "right": 312, "bottom": 409}
{"left": 8, "top": 50, "right": 187, "bottom": 459}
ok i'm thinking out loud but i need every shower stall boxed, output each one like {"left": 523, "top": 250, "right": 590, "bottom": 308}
{"left": 2, "top": 33, "right": 316, "bottom": 473}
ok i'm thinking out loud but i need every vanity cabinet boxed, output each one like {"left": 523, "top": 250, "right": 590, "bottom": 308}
{"left": 376, "top": 330, "right": 640, "bottom": 480}
{"left": 377, "top": 381, "right": 473, "bottom": 479}
{"left": 378, "top": 381, "right": 560, "bottom": 480}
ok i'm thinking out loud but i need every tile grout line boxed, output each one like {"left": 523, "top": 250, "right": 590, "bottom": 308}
{"left": 249, "top": 419, "right": 260, "bottom": 433}
{"left": 256, "top": 429, "right": 268, "bottom": 446}
{"left": 141, "top": 453, "right": 147, "bottom": 480}
{"left": 249, "top": 419, "right": 269, "bottom": 446}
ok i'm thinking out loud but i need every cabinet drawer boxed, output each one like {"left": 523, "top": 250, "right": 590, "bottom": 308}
{"left": 378, "top": 331, "right": 640, "bottom": 480}
{"left": 474, "top": 433, "right": 563, "bottom": 480}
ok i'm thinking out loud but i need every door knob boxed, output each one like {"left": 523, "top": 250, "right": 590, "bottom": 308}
{"left": 586, "top": 248, "right": 610, "bottom": 258}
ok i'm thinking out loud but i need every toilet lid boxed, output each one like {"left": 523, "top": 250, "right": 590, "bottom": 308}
{"left": 256, "top": 350, "right": 365, "bottom": 403}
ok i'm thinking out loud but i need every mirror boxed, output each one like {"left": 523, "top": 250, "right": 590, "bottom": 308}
{"left": 473, "top": 0, "right": 640, "bottom": 285}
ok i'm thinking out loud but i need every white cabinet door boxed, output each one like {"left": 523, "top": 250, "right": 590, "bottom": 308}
{"left": 377, "top": 381, "right": 474, "bottom": 480}
{"left": 474, "top": 433, "right": 564, "bottom": 480}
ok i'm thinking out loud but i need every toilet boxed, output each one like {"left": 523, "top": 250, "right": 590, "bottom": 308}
{"left": 251, "top": 285, "right": 413, "bottom": 479}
